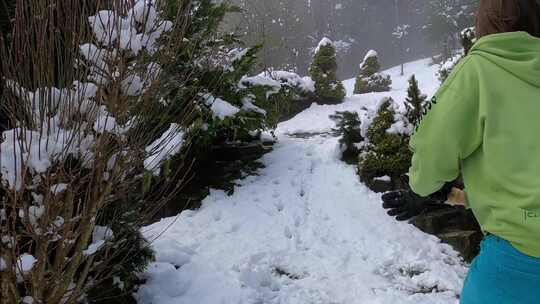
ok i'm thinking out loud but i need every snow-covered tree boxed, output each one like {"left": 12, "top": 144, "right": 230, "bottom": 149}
{"left": 358, "top": 97, "right": 412, "bottom": 191}
{"left": 437, "top": 27, "right": 477, "bottom": 83}
{"left": 354, "top": 50, "right": 392, "bottom": 94}
{"left": 309, "top": 38, "right": 346, "bottom": 103}
{"left": 460, "top": 27, "right": 476, "bottom": 55}
{"left": 424, "top": 0, "right": 476, "bottom": 60}
{"left": 331, "top": 111, "right": 363, "bottom": 164}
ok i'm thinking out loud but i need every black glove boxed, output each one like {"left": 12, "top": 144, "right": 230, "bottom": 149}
{"left": 382, "top": 183, "right": 456, "bottom": 221}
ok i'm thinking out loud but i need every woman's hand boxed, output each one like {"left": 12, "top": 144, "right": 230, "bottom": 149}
{"left": 381, "top": 189, "right": 454, "bottom": 221}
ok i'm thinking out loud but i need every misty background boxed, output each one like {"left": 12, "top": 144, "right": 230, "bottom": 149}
{"left": 224, "top": 0, "right": 477, "bottom": 79}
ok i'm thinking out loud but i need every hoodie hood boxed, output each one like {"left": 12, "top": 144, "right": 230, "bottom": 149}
{"left": 469, "top": 31, "right": 540, "bottom": 88}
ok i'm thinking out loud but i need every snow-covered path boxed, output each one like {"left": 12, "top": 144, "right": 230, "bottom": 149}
{"left": 136, "top": 59, "right": 469, "bottom": 304}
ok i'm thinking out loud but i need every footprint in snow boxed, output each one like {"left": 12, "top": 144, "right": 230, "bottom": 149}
{"left": 284, "top": 226, "right": 293, "bottom": 239}
{"left": 274, "top": 201, "right": 284, "bottom": 212}
{"left": 294, "top": 215, "right": 302, "bottom": 227}
{"left": 212, "top": 210, "right": 222, "bottom": 221}
{"left": 227, "top": 223, "right": 241, "bottom": 233}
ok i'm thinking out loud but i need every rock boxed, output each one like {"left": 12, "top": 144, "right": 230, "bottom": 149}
{"left": 437, "top": 230, "right": 483, "bottom": 262}
{"left": 412, "top": 207, "right": 482, "bottom": 261}
{"left": 412, "top": 208, "right": 462, "bottom": 235}
{"left": 152, "top": 141, "right": 273, "bottom": 220}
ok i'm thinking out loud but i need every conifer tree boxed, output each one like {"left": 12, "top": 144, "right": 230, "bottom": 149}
{"left": 460, "top": 27, "right": 476, "bottom": 55}
{"left": 425, "top": 0, "right": 476, "bottom": 60}
{"left": 331, "top": 111, "right": 363, "bottom": 164}
{"left": 354, "top": 50, "right": 392, "bottom": 94}
{"left": 309, "top": 38, "right": 346, "bottom": 103}
{"left": 404, "top": 75, "right": 428, "bottom": 127}
{"left": 358, "top": 97, "right": 411, "bottom": 190}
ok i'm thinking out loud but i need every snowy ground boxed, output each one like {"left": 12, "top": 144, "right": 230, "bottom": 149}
{"left": 136, "top": 58, "right": 468, "bottom": 304}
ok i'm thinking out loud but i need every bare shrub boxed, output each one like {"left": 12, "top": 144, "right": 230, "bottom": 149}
{"left": 0, "top": 0, "right": 195, "bottom": 303}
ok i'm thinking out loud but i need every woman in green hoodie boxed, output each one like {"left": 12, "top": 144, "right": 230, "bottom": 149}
{"left": 382, "top": 0, "right": 540, "bottom": 303}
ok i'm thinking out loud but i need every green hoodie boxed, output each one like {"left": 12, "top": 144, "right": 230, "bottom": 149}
{"left": 409, "top": 31, "right": 540, "bottom": 258}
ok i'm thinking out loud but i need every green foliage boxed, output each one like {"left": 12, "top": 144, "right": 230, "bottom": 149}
{"left": 354, "top": 74, "right": 392, "bottom": 94}
{"left": 146, "top": 0, "right": 298, "bottom": 197}
{"left": 354, "top": 53, "right": 391, "bottom": 94}
{"left": 404, "top": 75, "right": 428, "bottom": 127}
{"left": 359, "top": 56, "right": 380, "bottom": 77}
{"left": 359, "top": 98, "right": 412, "bottom": 189}
{"left": 460, "top": 27, "right": 476, "bottom": 55}
{"left": 309, "top": 42, "right": 346, "bottom": 103}
{"left": 330, "top": 111, "right": 363, "bottom": 164}
{"left": 424, "top": 0, "right": 476, "bottom": 49}
{"left": 87, "top": 193, "right": 155, "bottom": 303}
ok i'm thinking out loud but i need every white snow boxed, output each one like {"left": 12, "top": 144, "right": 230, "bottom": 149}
{"left": 93, "top": 225, "right": 115, "bottom": 242}
{"left": 88, "top": 10, "right": 118, "bottom": 45}
{"left": 121, "top": 75, "right": 145, "bottom": 96}
{"left": 204, "top": 96, "right": 241, "bottom": 119}
{"left": 0, "top": 128, "right": 80, "bottom": 190}
{"left": 17, "top": 254, "right": 36, "bottom": 273}
{"left": 0, "top": 257, "right": 6, "bottom": 271}
{"left": 83, "top": 240, "right": 105, "bottom": 256}
{"left": 50, "top": 183, "right": 68, "bottom": 195}
{"left": 240, "top": 70, "right": 315, "bottom": 94}
{"left": 22, "top": 297, "right": 34, "bottom": 304}
{"left": 280, "top": 58, "right": 439, "bottom": 135}
{"left": 137, "top": 57, "right": 467, "bottom": 304}
{"left": 375, "top": 176, "right": 392, "bottom": 182}
{"left": 28, "top": 205, "right": 45, "bottom": 227}
{"left": 93, "top": 111, "right": 118, "bottom": 133}
{"left": 314, "top": 37, "right": 334, "bottom": 54}
{"left": 363, "top": 49, "right": 378, "bottom": 62}
{"left": 144, "top": 123, "right": 185, "bottom": 175}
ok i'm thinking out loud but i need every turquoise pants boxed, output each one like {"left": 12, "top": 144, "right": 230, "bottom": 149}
{"left": 461, "top": 234, "right": 540, "bottom": 303}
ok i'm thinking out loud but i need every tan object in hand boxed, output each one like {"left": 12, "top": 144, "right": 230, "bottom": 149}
{"left": 447, "top": 188, "right": 467, "bottom": 206}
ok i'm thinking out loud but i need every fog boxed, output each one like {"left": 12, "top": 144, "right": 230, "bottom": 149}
{"left": 225, "top": 0, "right": 477, "bottom": 78}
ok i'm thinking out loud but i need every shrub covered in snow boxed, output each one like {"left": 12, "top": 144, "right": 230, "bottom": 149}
{"left": 354, "top": 50, "right": 392, "bottom": 94}
{"left": 0, "top": 1, "right": 193, "bottom": 302}
{"left": 437, "top": 52, "right": 463, "bottom": 83}
{"left": 358, "top": 98, "right": 412, "bottom": 191}
{"left": 309, "top": 38, "right": 346, "bottom": 104}
{"left": 437, "top": 27, "right": 475, "bottom": 83}
{"left": 460, "top": 27, "right": 476, "bottom": 55}
{"left": 153, "top": 0, "right": 315, "bottom": 190}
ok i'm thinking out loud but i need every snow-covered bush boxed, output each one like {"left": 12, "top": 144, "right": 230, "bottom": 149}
{"left": 358, "top": 98, "right": 412, "bottom": 191}
{"left": 437, "top": 27, "right": 476, "bottom": 83}
{"left": 309, "top": 38, "right": 346, "bottom": 104}
{"left": 330, "top": 111, "right": 364, "bottom": 164}
{"left": 0, "top": 1, "right": 192, "bottom": 302}
{"left": 437, "top": 53, "right": 462, "bottom": 83}
{"left": 354, "top": 50, "right": 392, "bottom": 94}
{"left": 460, "top": 27, "right": 476, "bottom": 55}
{"left": 239, "top": 69, "right": 315, "bottom": 128}
{"left": 154, "top": 0, "right": 315, "bottom": 185}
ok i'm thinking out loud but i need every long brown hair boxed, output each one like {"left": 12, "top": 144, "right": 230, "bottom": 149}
{"left": 476, "top": 0, "right": 540, "bottom": 38}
